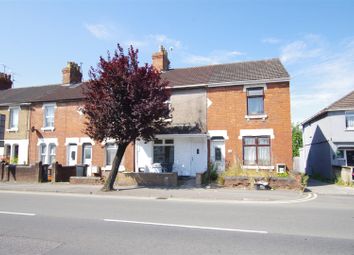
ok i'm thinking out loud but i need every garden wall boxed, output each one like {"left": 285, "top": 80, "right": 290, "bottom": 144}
{"left": 0, "top": 162, "right": 40, "bottom": 183}
{"left": 117, "top": 172, "right": 178, "bottom": 187}
{"left": 223, "top": 174, "right": 303, "bottom": 190}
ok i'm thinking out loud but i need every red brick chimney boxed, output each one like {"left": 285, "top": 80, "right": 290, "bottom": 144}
{"left": 62, "top": 62, "right": 83, "bottom": 84}
{"left": 0, "top": 72, "right": 13, "bottom": 90}
{"left": 152, "top": 45, "right": 170, "bottom": 72}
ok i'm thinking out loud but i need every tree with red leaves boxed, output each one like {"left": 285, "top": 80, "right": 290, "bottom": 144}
{"left": 84, "top": 44, "right": 171, "bottom": 191}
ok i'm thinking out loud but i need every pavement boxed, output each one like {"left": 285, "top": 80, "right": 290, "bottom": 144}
{"left": 307, "top": 178, "right": 354, "bottom": 195}
{"left": 0, "top": 181, "right": 315, "bottom": 203}
{"left": 0, "top": 178, "right": 352, "bottom": 203}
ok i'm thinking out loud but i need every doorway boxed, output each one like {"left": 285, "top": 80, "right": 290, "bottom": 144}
{"left": 67, "top": 144, "right": 77, "bottom": 166}
{"left": 347, "top": 150, "right": 354, "bottom": 166}
{"left": 210, "top": 139, "right": 225, "bottom": 172}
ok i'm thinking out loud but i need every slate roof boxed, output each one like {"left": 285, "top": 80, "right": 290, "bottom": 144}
{"left": 0, "top": 58, "right": 289, "bottom": 105}
{"left": 0, "top": 83, "right": 86, "bottom": 105}
{"left": 161, "top": 58, "right": 289, "bottom": 87}
{"left": 302, "top": 89, "right": 354, "bottom": 125}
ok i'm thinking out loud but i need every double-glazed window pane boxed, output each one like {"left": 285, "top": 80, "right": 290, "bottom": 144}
{"left": 346, "top": 112, "right": 354, "bottom": 128}
{"left": 44, "top": 105, "right": 55, "bottom": 128}
{"left": 248, "top": 97, "right": 264, "bottom": 115}
{"left": 49, "top": 144, "right": 56, "bottom": 164}
{"left": 9, "top": 108, "right": 19, "bottom": 129}
{"left": 244, "top": 146, "right": 257, "bottom": 165}
{"left": 247, "top": 88, "right": 264, "bottom": 115}
{"left": 40, "top": 144, "right": 47, "bottom": 164}
{"left": 106, "top": 143, "right": 117, "bottom": 166}
{"left": 244, "top": 137, "right": 256, "bottom": 145}
{"left": 257, "top": 146, "right": 270, "bottom": 165}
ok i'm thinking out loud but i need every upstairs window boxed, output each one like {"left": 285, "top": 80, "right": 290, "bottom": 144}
{"left": 43, "top": 104, "right": 55, "bottom": 129}
{"left": 9, "top": 107, "right": 19, "bottom": 130}
{"left": 247, "top": 88, "right": 264, "bottom": 115}
{"left": 346, "top": 111, "right": 354, "bottom": 129}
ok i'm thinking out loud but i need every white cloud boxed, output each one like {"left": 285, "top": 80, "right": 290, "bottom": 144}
{"left": 262, "top": 37, "right": 281, "bottom": 44}
{"left": 85, "top": 24, "right": 114, "bottom": 40}
{"left": 182, "top": 50, "right": 245, "bottom": 66}
{"left": 282, "top": 35, "right": 354, "bottom": 123}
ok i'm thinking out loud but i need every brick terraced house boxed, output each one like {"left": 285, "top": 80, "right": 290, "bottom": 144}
{"left": 0, "top": 47, "right": 292, "bottom": 177}
{"left": 136, "top": 47, "right": 292, "bottom": 175}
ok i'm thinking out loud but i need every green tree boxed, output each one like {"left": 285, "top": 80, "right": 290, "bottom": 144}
{"left": 292, "top": 123, "right": 303, "bottom": 157}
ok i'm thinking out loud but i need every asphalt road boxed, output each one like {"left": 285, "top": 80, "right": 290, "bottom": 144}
{"left": 0, "top": 192, "right": 354, "bottom": 255}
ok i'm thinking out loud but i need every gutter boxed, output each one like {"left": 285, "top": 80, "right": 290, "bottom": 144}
{"left": 167, "top": 77, "right": 290, "bottom": 89}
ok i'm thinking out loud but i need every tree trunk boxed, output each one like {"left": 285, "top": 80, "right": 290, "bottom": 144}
{"left": 101, "top": 142, "right": 128, "bottom": 192}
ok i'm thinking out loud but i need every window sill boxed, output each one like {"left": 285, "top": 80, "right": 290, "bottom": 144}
{"left": 245, "top": 114, "right": 268, "bottom": 120}
{"left": 345, "top": 127, "right": 354, "bottom": 131}
{"left": 41, "top": 127, "right": 55, "bottom": 132}
{"left": 242, "top": 165, "right": 274, "bottom": 170}
{"left": 6, "top": 128, "right": 18, "bottom": 132}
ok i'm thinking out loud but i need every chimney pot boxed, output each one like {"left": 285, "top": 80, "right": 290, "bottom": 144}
{"left": 152, "top": 45, "right": 170, "bottom": 72}
{"left": 0, "top": 72, "right": 13, "bottom": 90}
{"left": 62, "top": 61, "right": 83, "bottom": 84}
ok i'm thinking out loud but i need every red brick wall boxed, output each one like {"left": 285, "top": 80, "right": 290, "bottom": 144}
{"left": 28, "top": 100, "right": 134, "bottom": 171}
{"left": 207, "top": 82, "right": 292, "bottom": 170}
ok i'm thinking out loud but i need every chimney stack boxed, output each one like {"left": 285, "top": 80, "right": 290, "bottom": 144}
{"left": 0, "top": 72, "right": 13, "bottom": 90}
{"left": 152, "top": 45, "right": 170, "bottom": 72}
{"left": 62, "top": 62, "right": 83, "bottom": 85}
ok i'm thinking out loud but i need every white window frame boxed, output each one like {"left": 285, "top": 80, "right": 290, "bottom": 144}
{"left": 105, "top": 143, "right": 118, "bottom": 167}
{"left": 39, "top": 143, "right": 48, "bottom": 164}
{"left": 7, "top": 106, "right": 20, "bottom": 132}
{"left": 48, "top": 143, "right": 56, "bottom": 164}
{"left": 41, "top": 103, "right": 56, "bottom": 131}
{"left": 345, "top": 111, "right": 354, "bottom": 130}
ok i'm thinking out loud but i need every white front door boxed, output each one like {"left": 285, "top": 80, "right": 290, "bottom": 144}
{"left": 82, "top": 143, "right": 92, "bottom": 165}
{"left": 211, "top": 140, "right": 225, "bottom": 172}
{"left": 68, "top": 144, "right": 77, "bottom": 166}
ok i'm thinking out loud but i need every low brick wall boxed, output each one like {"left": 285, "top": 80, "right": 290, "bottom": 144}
{"left": 224, "top": 174, "right": 302, "bottom": 190}
{"left": 52, "top": 163, "right": 76, "bottom": 182}
{"left": 117, "top": 172, "right": 178, "bottom": 187}
{"left": 196, "top": 171, "right": 211, "bottom": 186}
{"left": 1, "top": 163, "right": 39, "bottom": 183}
{"left": 69, "top": 176, "right": 103, "bottom": 185}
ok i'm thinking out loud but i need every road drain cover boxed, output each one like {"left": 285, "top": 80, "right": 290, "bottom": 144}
{"left": 156, "top": 197, "right": 168, "bottom": 200}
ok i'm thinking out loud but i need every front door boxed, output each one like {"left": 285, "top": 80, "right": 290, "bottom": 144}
{"left": 82, "top": 143, "right": 92, "bottom": 165}
{"left": 347, "top": 150, "right": 354, "bottom": 166}
{"left": 210, "top": 140, "right": 225, "bottom": 172}
{"left": 68, "top": 144, "right": 77, "bottom": 166}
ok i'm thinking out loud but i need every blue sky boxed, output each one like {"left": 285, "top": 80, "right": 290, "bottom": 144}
{"left": 1, "top": 0, "right": 354, "bottom": 123}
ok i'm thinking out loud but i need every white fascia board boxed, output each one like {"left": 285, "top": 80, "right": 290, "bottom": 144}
{"left": 166, "top": 77, "right": 290, "bottom": 90}
{"left": 155, "top": 134, "right": 208, "bottom": 138}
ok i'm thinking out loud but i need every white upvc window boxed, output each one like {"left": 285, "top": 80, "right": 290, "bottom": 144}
{"left": 8, "top": 106, "right": 20, "bottom": 131}
{"left": 40, "top": 143, "right": 47, "bottom": 164}
{"left": 49, "top": 143, "right": 56, "bottom": 164}
{"left": 105, "top": 143, "right": 118, "bottom": 166}
{"left": 42, "top": 103, "right": 56, "bottom": 130}
{"left": 345, "top": 111, "right": 354, "bottom": 130}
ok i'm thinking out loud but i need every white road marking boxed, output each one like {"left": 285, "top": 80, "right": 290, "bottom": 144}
{"left": 0, "top": 210, "right": 36, "bottom": 216}
{"left": 104, "top": 219, "right": 268, "bottom": 234}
